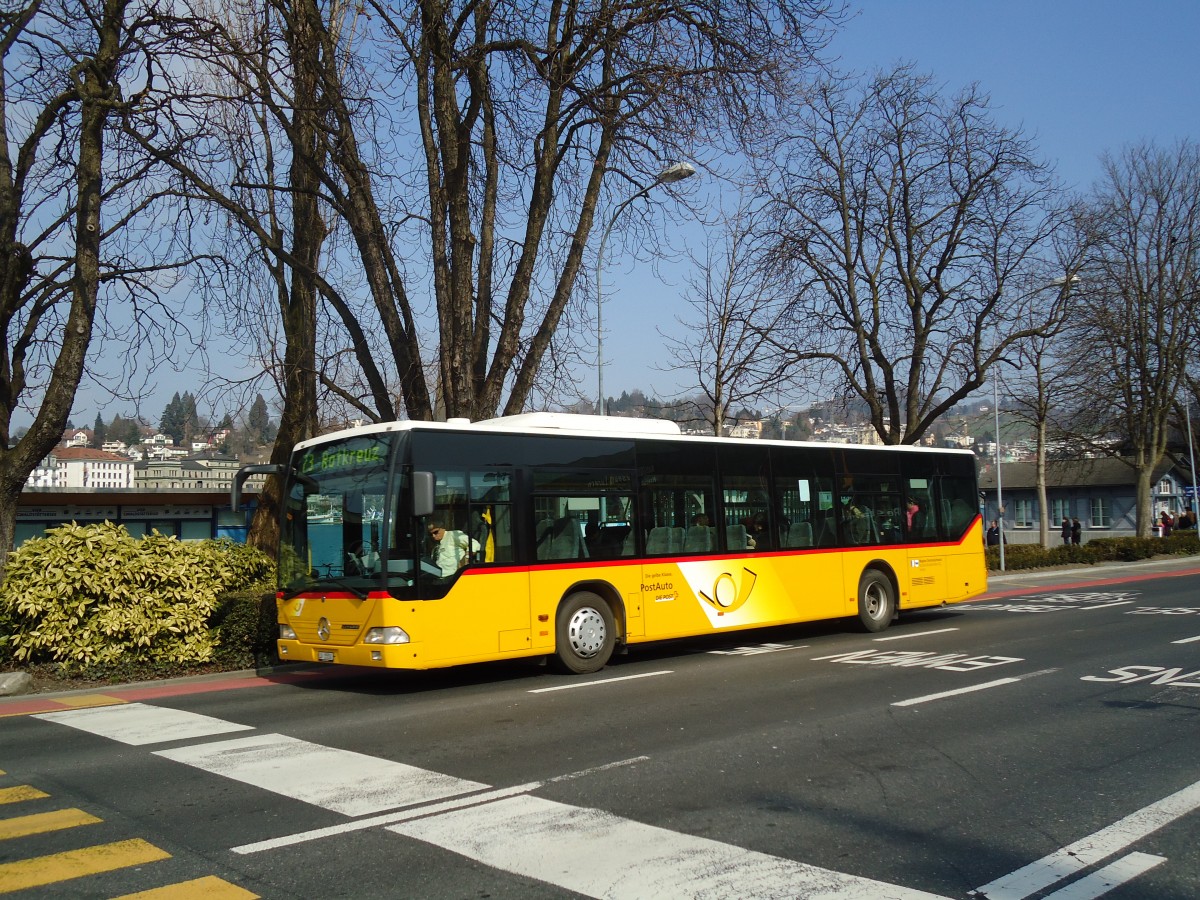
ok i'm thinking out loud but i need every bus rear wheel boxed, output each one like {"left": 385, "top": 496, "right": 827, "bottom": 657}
{"left": 555, "top": 592, "right": 616, "bottom": 674}
{"left": 857, "top": 569, "right": 895, "bottom": 633}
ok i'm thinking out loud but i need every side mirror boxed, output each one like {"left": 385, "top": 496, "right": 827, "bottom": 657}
{"left": 412, "top": 471, "right": 435, "bottom": 517}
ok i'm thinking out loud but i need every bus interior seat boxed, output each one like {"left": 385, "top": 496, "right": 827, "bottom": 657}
{"left": 845, "top": 507, "right": 874, "bottom": 544}
{"left": 534, "top": 517, "right": 556, "bottom": 560}
{"left": 670, "top": 526, "right": 686, "bottom": 551}
{"left": 621, "top": 528, "right": 637, "bottom": 556}
{"left": 725, "top": 523, "right": 748, "bottom": 551}
{"left": 646, "top": 526, "right": 675, "bottom": 555}
{"left": 548, "top": 515, "right": 586, "bottom": 559}
{"left": 949, "top": 499, "right": 974, "bottom": 533}
{"left": 785, "top": 522, "right": 813, "bottom": 547}
{"left": 814, "top": 513, "right": 837, "bottom": 547}
{"left": 684, "top": 525, "right": 715, "bottom": 552}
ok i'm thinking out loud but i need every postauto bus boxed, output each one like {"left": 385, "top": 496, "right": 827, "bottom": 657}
{"left": 232, "top": 413, "right": 986, "bottom": 675}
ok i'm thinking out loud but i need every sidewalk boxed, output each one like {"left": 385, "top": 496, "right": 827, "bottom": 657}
{"left": 984, "top": 553, "right": 1200, "bottom": 595}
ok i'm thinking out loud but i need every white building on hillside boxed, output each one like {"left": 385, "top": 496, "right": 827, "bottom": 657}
{"left": 47, "top": 447, "right": 135, "bottom": 488}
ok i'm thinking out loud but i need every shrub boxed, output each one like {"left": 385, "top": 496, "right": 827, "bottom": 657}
{"left": 210, "top": 589, "right": 280, "bottom": 669}
{"left": 987, "top": 530, "right": 1200, "bottom": 571}
{"left": 0, "top": 522, "right": 275, "bottom": 672}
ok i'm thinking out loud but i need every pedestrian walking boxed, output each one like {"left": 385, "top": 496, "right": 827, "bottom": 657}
{"left": 1071, "top": 517, "right": 1082, "bottom": 545}
{"left": 986, "top": 520, "right": 1001, "bottom": 547}
{"left": 1160, "top": 510, "right": 1174, "bottom": 537}
{"left": 1060, "top": 516, "right": 1071, "bottom": 545}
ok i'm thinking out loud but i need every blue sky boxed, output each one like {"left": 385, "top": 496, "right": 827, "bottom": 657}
{"left": 57, "top": 1, "right": 1200, "bottom": 430}
{"left": 601, "top": 0, "right": 1200, "bottom": 405}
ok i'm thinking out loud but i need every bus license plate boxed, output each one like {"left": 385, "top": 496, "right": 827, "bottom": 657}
{"left": 318, "top": 651, "right": 335, "bottom": 662}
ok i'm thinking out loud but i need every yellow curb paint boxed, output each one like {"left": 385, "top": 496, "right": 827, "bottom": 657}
{"left": 0, "top": 808, "right": 102, "bottom": 840}
{"left": 0, "top": 786, "right": 49, "bottom": 805}
{"left": 0, "top": 838, "right": 170, "bottom": 893}
{"left": 55, "top": 694, "right": 128, "bottom": 709}
{"left": 113, "top": 875, "right": 260, "bottom": 899}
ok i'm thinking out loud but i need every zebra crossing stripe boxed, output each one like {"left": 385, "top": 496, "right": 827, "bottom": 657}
{"left": 0, "top": 808, "right": 101, "bottom": 840}
{"left": 155, "top": 733, "right": 488, "bottom": 816}
{"left": 112, "top": 874, "right": 261, "bottom": 899}
{"left": 35, "top": 702, "right": 254, "bottom": 745}
{"left": 0, "top": 838, "right": 169, "bottom": 893}
{"left": 389, "top": 794, "right": 947, "bottom": 900}
{"left": 0, "top": 785, "right": 49, "bottom": 804}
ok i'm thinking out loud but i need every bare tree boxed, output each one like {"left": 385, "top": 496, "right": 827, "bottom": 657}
{"left": 999, "top": 272, "right": 1078, "bottom": 546}
{"left": 1064, "top": 141, "right": 1200, "bottom": 537}
{"left": 762, "top": 66, "right": 1063, "bottom": 444}
{"left": 0, "top": 0, "right": 182, "bottom": 574}
{"left": 661, "top": 197, "right": 789, "bottom": 434}
{"left": 317, "top": 0, "right": 844, "bottom": 422}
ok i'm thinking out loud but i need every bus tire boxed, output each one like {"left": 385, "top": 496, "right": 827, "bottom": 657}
{"left": 857, "top": 568, "right": 895, "bottom": 633}
{"left": 555, "top": 592, "right": 615, "bottom": 674}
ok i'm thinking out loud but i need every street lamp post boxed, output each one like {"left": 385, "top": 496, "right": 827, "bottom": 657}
{"left": 1187, "top": 396, "right": 1198, "bottom": 515}
{"left": 596, "top": 162, "right": 696, "bottom": 415}
{"left": 994, "top": 374, "right": 1005, "bottom": 571}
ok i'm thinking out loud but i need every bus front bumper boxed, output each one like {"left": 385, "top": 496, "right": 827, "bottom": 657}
{"left": 277, "top": 640, "right": 424, "bottom": 668}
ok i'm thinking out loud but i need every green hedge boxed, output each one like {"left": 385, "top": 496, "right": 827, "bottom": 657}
{"left": 0, "top": 522, "right": 277, "bottom": 674}
{"left": 987, "top": 530, "right": 1200, "bottom": 571}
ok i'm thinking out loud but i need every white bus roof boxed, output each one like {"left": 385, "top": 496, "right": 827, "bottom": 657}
{"left": 295, "top": 412, "right": 976, "bottom": 457}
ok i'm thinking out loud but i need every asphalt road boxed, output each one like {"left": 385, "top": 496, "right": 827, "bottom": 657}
{"left": 3, "top": 557, "right": 1199, "bottom": 899}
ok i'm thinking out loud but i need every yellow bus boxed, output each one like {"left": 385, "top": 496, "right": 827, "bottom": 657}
{"left": 233, "top": 413, "right": 987, "bottom": 675}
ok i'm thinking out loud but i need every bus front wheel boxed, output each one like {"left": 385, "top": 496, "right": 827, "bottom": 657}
{"left": 857, "top": 569, "right": 895, "bottom": 633}
{"left": 555, "top": 592, "right": 616, "bottom": 674}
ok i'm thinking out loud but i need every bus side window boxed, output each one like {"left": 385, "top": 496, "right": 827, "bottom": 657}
{"left": 470, "top": 470, "right": 514, "bottom": 563}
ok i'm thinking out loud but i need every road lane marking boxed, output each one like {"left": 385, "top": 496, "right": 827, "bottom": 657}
{"left": 1039, "top": 852, "right": 1165, "bottom": 900}
{"left": 0, "top": 808, "right": 101, "bottom": 840}
{"left": 35, "top": 702, "right": 254, "bottom": 745}
{"left": 156, "top": 733, "right": 487, "bottom": 817}
{"left": 528, "top": 670, "right": 673, "bottom": 693}
{"left": 973, "top": 777, "right": 1200, "bottom": 899}
{"left": 0, "top": 838, "right": 169, "bottom": 893}
{"left": 231, "top": 756, "right": 650, "bottom": 854}
{"left": 892, "top": 677, "right": 1022, "bottom": 707}
{"left": 708, "top": 643, "right": 805, "bottom": 656}
{"left": 112, "top": 875, "right": 260, "bottom": 899}
{"left": 874, "top": 628, "right": 959, "bottom": 641}
{"left": 1172, "top": 634, "right": 1200, "bottom": 644}
{"left": 893, "top": 669, "right": 1058, "bottom": 708}
{"left": 389, "top": 793, "right": 948, "bottom": 900}
{"left": 0, "top": 785, "right": 49, "bottom": 804}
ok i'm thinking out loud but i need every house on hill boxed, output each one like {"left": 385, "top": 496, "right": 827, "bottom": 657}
{"left": 979, "top": 457, "right": 1194, "bottom": 544}
{"left": 39, "top": 447, "right": 135, "bottom": 489}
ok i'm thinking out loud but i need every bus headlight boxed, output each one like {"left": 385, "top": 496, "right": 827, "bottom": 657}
{"left": 279, "top": 624, "right": 297, "bottom": 640}
{"left": 363, "top": 626, "right": 410, "bottom": 645}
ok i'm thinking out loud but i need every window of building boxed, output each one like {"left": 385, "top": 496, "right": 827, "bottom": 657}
{"left": 1052, "top": 498, "right": 1070, "bottom": 523}
{"left": 1013, "top": 498, "right": 1033, "bottom": 527}
{"left": 1090, "top": 497, "right": 1111, "bottom": 528}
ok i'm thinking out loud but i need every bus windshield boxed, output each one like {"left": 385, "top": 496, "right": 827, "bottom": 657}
{"left": 281, "top": 434, "right": 392, "bottom": 597}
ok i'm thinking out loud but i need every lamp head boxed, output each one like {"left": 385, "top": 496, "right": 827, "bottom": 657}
{"left": 657, "top": 162, "right": 696, "bottom": 184}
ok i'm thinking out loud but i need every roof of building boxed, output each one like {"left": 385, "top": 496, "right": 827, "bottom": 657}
{"left": 53, "top": 447, "right": 133, "bottom": 463}
{"left": 979, "top": 457, "right": 1186, "bottom": 490}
